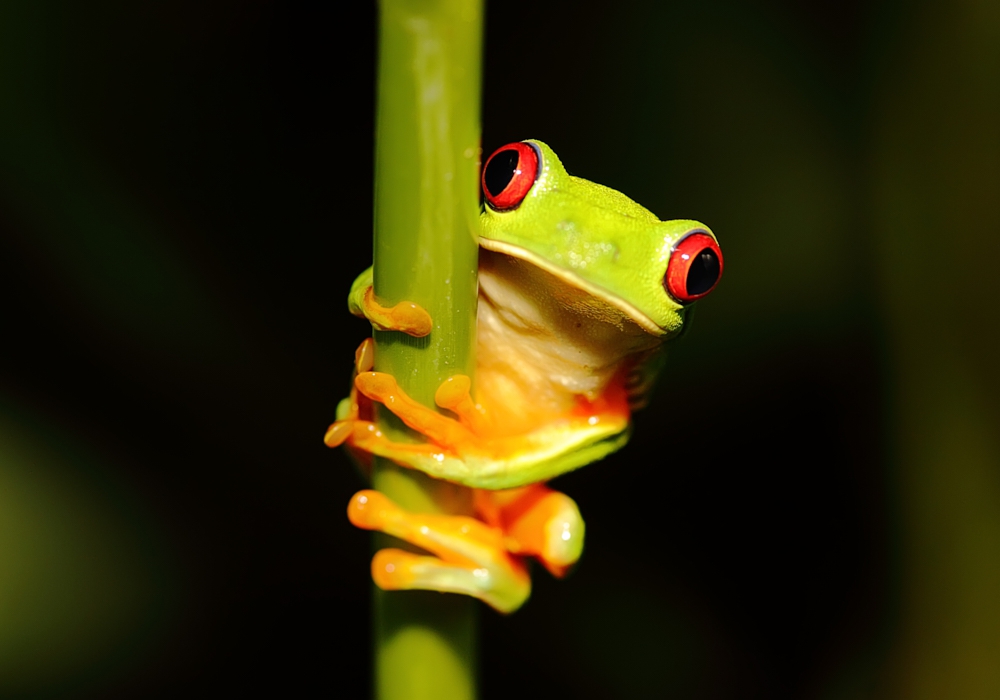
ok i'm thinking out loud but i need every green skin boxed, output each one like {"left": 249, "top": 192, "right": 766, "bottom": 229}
{"left": 480, "top": 141, "right": 706, "bottom": 336}
{"left": 346, "top": 140, "right": 717, "bottom": 489}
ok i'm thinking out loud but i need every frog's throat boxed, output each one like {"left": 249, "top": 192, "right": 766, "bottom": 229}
{"left": 478, "top": 238, "right": 665, "bottom": 336}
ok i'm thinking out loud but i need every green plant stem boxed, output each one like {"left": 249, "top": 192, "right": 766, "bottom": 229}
{"left": 369, "top": 0, "right": 483, "bottom": 698}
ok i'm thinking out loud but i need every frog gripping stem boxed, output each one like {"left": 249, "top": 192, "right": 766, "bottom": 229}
{"left": 347, "top": 269, "right": 433, "bottom": 338}
{"left": 345, "top": 484, "right": 585, "bottom": 613}
{"left": 348, "top": 490, "right": 530, "bottom": 613}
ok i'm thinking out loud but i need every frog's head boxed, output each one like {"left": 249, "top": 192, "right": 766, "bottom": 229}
{"left": 479, "top": 140, "right": 723, "bottom": 336}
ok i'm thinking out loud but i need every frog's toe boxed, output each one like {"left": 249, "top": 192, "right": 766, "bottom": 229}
{"left": 537, "top": 493, "right": 585, "bottom": 577}
{"left": 349, "top": 489, "right": 532, "bottom": 612}
{"left": 324, "top": 420, "right": 354, "bottom": 447}
{"left": 361, "top": 287, "right": 433, "bottom": 337}
{"left": 434, "top": 375, "right": 489, "bottom": 433}
{"left": 484, "top": 485, "right": 585, "bottom": 577}
{"left": 355, "top": 372, "right": 476, "bottom": 450}
{"left": 354, "top": 337, "right": 374, "bottom": 373}
{"left": 354, "top": 371, "right": 398, "bottom": 404}
{"left": 347, "top": 489, "right": 392, "bottom": 529}
{"left": 371, "top": 548, "right": 530, "bottom": 614}
{"left": 434, "top": 375, "right": 471, "bottom": 410}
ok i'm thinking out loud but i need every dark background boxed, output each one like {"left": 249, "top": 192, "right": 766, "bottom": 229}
{"left": 1, "top": 0, "right": 998, "bottom": 698}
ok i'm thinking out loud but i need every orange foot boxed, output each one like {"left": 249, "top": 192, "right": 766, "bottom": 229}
{"left": 325, "top": 370, "right": 630, "bottom": 490}
{"left": 348, "top": 482, "right": 583, "bottom": 613}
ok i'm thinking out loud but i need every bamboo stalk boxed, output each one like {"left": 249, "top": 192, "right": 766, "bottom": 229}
{"left": 369, "top": 0, "right": 483, "bottom": 697}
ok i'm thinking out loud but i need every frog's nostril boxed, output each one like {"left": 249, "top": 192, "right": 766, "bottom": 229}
{"left": 664, "top": 232, "right": 724, "bottom": 303}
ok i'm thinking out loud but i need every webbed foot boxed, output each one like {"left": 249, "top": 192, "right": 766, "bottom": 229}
{"left": 347, "top": 483, "right": 585, "bottom": 613}
{"left": 349, "top": 490, "right": 531, "bottom": 613}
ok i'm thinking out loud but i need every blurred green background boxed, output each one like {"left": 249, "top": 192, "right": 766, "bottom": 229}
{"left": 1, "top": 0, "right": 998, "bottom": 697}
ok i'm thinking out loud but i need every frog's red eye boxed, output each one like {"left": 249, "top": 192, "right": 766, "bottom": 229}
{"left": 664, "top": 232, "right": 723, "bottom": 303}
{"left": 482, "top": 142, "right": 539, "bottom": 211}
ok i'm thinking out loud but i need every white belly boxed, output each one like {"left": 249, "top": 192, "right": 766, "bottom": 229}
{"left": 475, "top": 250, "right": 660, "bottom": 436}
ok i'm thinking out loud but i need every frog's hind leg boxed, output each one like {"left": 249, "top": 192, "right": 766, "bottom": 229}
{"left": 476, "top": 484, "right": 585, "bottom": 578}
{"left": 348, "top": 490, "right": 531, "bottom": 613}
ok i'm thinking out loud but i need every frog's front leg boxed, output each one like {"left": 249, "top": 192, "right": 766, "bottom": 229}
{"left": 327, "top": 369, "right": 630, "bottom": 489}
{"left": 347, "top": 267, "right": 433, "bottom": 337}
{"left": 325, "top": 338, "right": 380, "bottom": 474}
{"left": 324, "top": 370, "right": 488, "bottom": 485}
{"left": 348, "top": 490, "right": 531, "bottom": 613}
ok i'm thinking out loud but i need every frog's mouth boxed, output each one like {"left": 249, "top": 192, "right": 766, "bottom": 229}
{"left": 478, "top": 237, "right": 665, "bottom": 336}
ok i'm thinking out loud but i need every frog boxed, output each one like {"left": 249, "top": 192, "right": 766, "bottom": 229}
{"left": 325, "top": 140, "right": 723, "bottom": 613}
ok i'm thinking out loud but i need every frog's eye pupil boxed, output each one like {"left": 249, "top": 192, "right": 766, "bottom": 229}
{"left": 482, "top": 142, "right": 540, "bottom": 211}
{"left": 664, "top": 232, "right": 724, "bottom": 303}
{"left": 484, "top": 150, "right": 519, "bottom": 197}
{"left": 687, "top": 249, "right": 721, "bottom": 296}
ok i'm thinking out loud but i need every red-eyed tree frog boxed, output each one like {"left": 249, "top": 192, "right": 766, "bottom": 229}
{"left": 325, "top": 140, "right": 723, "bottom": 613}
